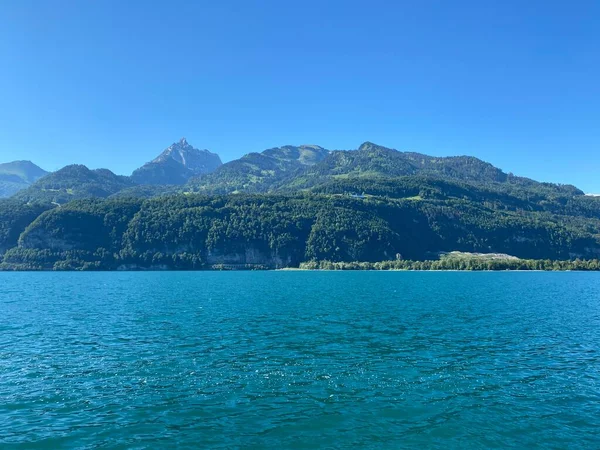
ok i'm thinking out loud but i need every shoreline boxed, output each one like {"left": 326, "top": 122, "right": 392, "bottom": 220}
{"left": 3, "top": 255, "right": 600, "bottom": 273}
{"left": 0, "top": 267, "right": 598, "bottom": 273}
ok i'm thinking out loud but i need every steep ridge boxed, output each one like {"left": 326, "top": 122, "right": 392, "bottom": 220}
{"left": 131, "top": 138, "right": 222, "bottom": 185}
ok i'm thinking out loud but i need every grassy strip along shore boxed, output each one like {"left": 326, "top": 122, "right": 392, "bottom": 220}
{"left": 299, "top": 256, "right": 600, "bottom": 271}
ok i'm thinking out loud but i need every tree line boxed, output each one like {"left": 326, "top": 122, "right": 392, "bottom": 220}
{"left": 1, "top": 189, "right": 600, "bottom": 270}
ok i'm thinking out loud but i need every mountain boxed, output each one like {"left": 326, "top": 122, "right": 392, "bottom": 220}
{"left": 13, "top": 165, "right": 134, "bottom": 204}
{"left": 186, "top": 144, "right": 329, "bottom": 194}
{"left": 131, "top": 138, "right": 222, "bottom": 185}
{"left": 4, "top": 187, "right": 600, "bottom": 271}
{"left": 0, "top": 161, "right": 48, "bottom": 198}
{"left": 273, "top": 142, "right": 584, "bottom": 214}
{"left": 2, "top": 139, "right": 600, "bottom": 271}
{"left": 279, "top": 142, "right": 579, "bottom": 193}
{"left": 186, "top": 141, "right": 582, "bottom": 200}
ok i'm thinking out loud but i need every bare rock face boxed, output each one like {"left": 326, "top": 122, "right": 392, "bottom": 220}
{"left": 131, "top": 138, "right": 222, "bottom": 185}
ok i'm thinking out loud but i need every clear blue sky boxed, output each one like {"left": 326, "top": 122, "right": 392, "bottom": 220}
{"left": 1, "top": 0, "right": 599, "bottom": 191}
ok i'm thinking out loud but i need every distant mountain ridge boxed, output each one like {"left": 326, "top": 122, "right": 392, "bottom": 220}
{"left": 0, "top": 161, "right": 48, "bottom": 198}
{"left": 1, "top": 139, "right": 584, "bottom": 202}
{"left": 186, "top": 141, "right": 582, "bottom": 197}
{"left": 187, "top": 144, "right": 329, "bottom": 194}
{"left": 286, "top": 141, "right": 512, "bottom": 188}
{"left": 131, "top": 138, "right": 222, "bottom": 185}
{"left": 14, "top": 165, "right": 134, "bottom": 204}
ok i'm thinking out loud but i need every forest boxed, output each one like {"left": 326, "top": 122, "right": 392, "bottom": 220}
{"left": 2, "top": 142, "right": 600, "bottom": 271}
{"left": 2, "top": 187, "right": 600, "bottom": 270}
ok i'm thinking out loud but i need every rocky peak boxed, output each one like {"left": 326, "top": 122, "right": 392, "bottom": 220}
{"left": 152, "top": 138, "right": 222, "bottom": 170}
{"left": 131, "top": 138, "right": 223, "bottom": 185}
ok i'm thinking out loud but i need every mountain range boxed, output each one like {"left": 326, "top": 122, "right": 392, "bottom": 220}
{"left": 1, "top": 138, "right": 584, "bottom": 201}
{"left": 1, "top": 138, "right": 600, "bottom": 270}
{"left": 7, "top": 138, "right": 223, "bottom": 201}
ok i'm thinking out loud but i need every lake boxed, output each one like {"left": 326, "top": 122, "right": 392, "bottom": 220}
{"left": 1, "top": 272, "right": 600, "bottom": 448}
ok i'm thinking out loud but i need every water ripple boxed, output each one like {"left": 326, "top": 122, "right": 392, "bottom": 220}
{"left": 1, "top": 272, "right": 600, "bottom": 448}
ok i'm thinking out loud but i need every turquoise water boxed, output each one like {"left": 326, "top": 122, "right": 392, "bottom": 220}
{"left": 1, "top": 272, "right": 600, "bottom": 449}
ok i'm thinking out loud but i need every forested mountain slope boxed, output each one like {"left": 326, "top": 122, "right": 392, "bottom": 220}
{"left": 2, "top": 140, "right": 599, "bottom": 270}
{"left": 278, "top": 142, "right": 582, "bottom": 194}
{"left": 186, "top": 145, "right": 329, "bottom": 194}
{"left": 3, "top": 188, "right": 600, "bottom": 270}
{"left": 13, "top": 165, "right": 135, "bottom": 204}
